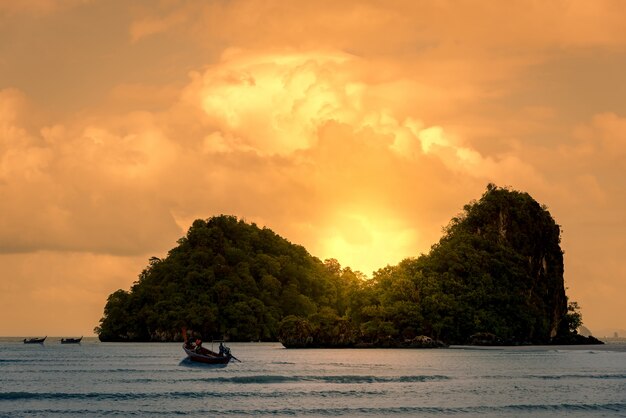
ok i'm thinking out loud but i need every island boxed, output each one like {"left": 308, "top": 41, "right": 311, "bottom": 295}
{"left": 95, "top": 184, "right": 602, "bottom": 347}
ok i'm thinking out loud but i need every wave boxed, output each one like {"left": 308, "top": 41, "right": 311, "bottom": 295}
{"left": 0, "top": 389, "right": 386, "bottom": 402}
{"left": 498, "top": 403, "right": 626, "bottom": 412}
{"left": 240, "top": 402, "right": 626, "bottom": 415}
{"left": 483, "top": 373, "right": 626, "bottom": 380}
{"left": 297, "top": 403, "right": 626, "bottom": 415}
{"left": 216, "top": 374, "right": 450, "bottom": 384}
{"left": 117, "top": 374, "right": 450, "bottom": 385}
{"left": 534, "top": 373, "right": 626, "bottom": 380}
{"left": 31, "top": 368, "right": 170, "bottom": 374}
{"left": 14, "top": 402, "right": 626, "bottom": 416}
{"left": 230, "top": 374, "right": 450, "bottom": 384}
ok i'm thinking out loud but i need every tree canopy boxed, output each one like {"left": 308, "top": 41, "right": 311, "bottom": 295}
{"left": 95, "top": 215, "right": 356, "bottom": 341}
{"left": 96, "top": 185, "right": 592, "bottom": 345}
{"left": 344, "top": 184, "right": 571, "bottom": 345}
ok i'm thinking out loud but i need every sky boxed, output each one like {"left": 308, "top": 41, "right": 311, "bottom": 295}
{"left": 1, "top": 0, "right": 625, "bottom": 337}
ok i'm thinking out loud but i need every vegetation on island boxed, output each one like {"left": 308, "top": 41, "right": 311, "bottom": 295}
{"left": 96, "top": 215, "right": 359, "bottom": 342}
{"left": 95, "top": 184, "right": 601, "bottom": 346}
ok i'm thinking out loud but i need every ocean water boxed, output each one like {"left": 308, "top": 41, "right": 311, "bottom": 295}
{"left": 0, "top": 339, "right": 625, "bottom": 417}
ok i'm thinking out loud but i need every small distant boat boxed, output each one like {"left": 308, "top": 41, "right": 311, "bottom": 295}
{"left": 23, "top": 337, "right": 46, "bottom": 344}
{"left": 182, "top": 340, "right": 239, "bottom": 364}
{"left": 61, "top": 337, "right": 83, "bottom": 344}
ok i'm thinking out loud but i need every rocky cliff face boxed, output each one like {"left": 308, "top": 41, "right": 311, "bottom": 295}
{"left": 451, "top": 184, "right": 568, "bottom": 342}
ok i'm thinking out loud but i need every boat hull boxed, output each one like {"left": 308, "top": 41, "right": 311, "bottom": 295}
{"left": 61, "top": 337, "right": 82, "bottom": 344}
{"left": 24, "top": 337, "right": 46, "bottom": 344}
{"left": 183, "top": 345, "right": 231, "bottom": 364}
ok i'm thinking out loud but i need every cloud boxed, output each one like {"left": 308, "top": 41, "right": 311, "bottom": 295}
{"left": 130, "top": 1, "right": 626, "bottom": 53}
{"left": 0, "top": 91, "right": 182, "bottom": 255}
{"left": 0, "top": 50, "right": 550, "bottom": 271}
{"left": 177, "top": 50, "right": 568, "bottom": 274}
{"left": 104, "top": 83, "right": 181, "bottom": 113}
{"left": 2, "top": 1, "right": 626, "bottom": 335}
{"left": 189, "top": 50, "right": 361, "bottom": 155}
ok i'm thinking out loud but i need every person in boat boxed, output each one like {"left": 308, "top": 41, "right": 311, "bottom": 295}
{"left": 219, "top": 342, "right": 225, "bottom": 356}
{"left": 194, "top": 338, "right": 203, "bottom": 353}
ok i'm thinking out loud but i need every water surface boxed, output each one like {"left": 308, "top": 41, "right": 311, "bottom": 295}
{"left": 1, "top": 338, "right": 625, "bottom": 416}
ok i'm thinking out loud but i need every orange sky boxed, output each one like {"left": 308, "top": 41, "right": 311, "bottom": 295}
{"left": 1, "top": 0, "right": 625, "bottom": 337}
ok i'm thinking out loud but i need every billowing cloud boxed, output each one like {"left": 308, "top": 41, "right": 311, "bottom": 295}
{"left": 0, "top": 49, "right": 499, "bottom": 290}
{"left": 1, "top": 1, "right": 626, "bottom": 335}
{"left": 0, "top": 91, "right": 182, "bottom": 255}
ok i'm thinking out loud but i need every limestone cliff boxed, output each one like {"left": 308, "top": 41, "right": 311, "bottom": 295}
{"left": 435, "top": 184, "right": 569, "bottom": 343}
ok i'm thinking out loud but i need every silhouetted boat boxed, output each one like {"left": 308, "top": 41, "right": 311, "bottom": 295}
{"left": 23, "top": 337, "right": 46, "bottom": 344}
{"left": 61, "top": 337, "right": 82, "bottom": 344}
{"left": 182, "top": 340, "right": 239, "bottom": 364}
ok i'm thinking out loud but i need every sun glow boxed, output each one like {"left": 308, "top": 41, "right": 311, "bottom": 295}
{"left": 316, "top": 210, "right": 419, "bottom": 276}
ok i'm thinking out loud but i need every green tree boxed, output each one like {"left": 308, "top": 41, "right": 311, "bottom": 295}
{"left": 96, "top": 215, "right": 354, "bottom": 342}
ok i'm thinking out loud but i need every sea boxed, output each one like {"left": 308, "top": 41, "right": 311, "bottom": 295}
{"left": 0, "top": 338, "right": 625, "bottom": 417}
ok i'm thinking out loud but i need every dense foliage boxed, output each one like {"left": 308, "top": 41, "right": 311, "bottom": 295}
{"left": 95, "top": 216, "right": 358, "bottom": 341}
{"left": 341, "top": 184, "right": 572, "bottom": 345}
{"left": 96, "top": 185, "right": 590, "bottom": 345}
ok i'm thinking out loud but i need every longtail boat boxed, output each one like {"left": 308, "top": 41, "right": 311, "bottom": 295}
{"left": 182, "top": 340, "right": 237, "bottom": 364}
{"left": 61, "top": 337, "right": 83, "bottom": 344}
{"left": 23, "top": 336, "right": 46, "bottom": 344}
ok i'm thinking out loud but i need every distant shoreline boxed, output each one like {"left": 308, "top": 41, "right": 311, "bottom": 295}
{"left": 4, "top": 339, "right": 626, "bottom": 352}
{"left": 4, "top": 338, "right": 626, "bottom": 353}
